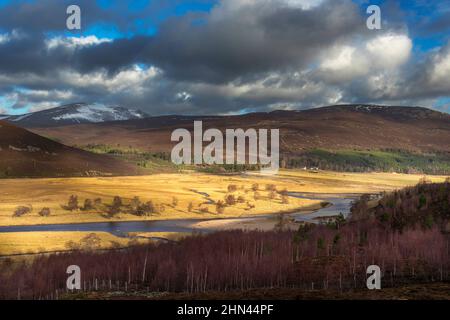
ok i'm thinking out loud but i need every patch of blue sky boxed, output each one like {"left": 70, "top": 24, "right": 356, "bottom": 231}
{"left": 173, "top": 1, "right": 217, "bottom": 15}
{"left": 0, "top": 97, "right": 28, "bottom": 115}
{"left": 433, "top": 97, "right": 450, "bottom": 113}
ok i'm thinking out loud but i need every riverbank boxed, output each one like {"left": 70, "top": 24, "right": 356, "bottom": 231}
{"left": 1, "top": 170, "right": 444, "bottom": 227}
{"left": 0, "top": 231, "right": 152, "bottom": 256}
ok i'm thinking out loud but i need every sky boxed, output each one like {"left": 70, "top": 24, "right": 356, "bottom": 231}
{"left": 0, "top": 0, "right": 449, "bottom": 115}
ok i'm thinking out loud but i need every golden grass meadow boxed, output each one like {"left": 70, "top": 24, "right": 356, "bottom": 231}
{"left": 0, "top": 170, "right": 447, "bottom": 256}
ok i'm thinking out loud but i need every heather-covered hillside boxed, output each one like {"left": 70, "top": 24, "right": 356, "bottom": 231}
{"left": 351, "top": 179, "right": 450, "bottom": 231}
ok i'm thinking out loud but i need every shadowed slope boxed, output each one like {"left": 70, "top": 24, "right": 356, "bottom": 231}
{"left": 0, "top": 121, "right": 140, "bottom": 177}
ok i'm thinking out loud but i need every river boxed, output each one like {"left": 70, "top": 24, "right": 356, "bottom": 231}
{"left": 0, "top": 193, "right": 358, "bottom": 238}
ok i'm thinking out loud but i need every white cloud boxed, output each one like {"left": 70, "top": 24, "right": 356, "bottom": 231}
{"left": 365, "top": 34, "right": 412, "bottom": 69}
{"left": 0, "top": 34, "right": 9, "bottom": 44}
{"left": 429, "top": 48, "right": 450, "bottom": 89}
{"left": 46, "top": 35, "right": 112, "bottom": 50}
{"left": 319, "top": 33, "right": 412, "bottom": 83}
{"left": 320, "top": 45, "right": 369, "bottom": 80}
{"left": 176, "top": 92, "right": 192, "bottom": 102}
{"left": 0, "top": 29, "right": 25, "bottom": 44}
{"left": 18, "top": 89, "right": 74, "bottom": 100}
{"left": 61, "top": 64, "right": 160, "bottom": 94}
{"left": 221, "top": 0, "right": 323, "bottom": 10}
{"left": 283, "top": 0, "right": 325, "bottom": 10}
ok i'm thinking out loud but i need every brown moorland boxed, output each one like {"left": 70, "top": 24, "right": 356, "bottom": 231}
{"left": 0, "top": 120, "right": 141, "bottom": 178}
{"left": 29, "top": 105, "right": 450, "bottom": 154}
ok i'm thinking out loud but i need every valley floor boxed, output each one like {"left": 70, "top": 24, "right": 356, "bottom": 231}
{"left": 0, "top": 170, "right": 447, "bottom": 255}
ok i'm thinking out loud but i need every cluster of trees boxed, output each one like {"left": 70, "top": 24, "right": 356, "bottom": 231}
{"left": 65, "top": 233, "right": 104, "bottom": 251}
{"left": 61, "top": 195, "right": 167, "bottom": 217}
{"left": 13, "top": 205, "right": 51, "bottom": 218}
{"left": 351, "top": 179, "right": 450, "bottom": 231}
{"left": 285, "top": 149, "right": 450, "bottom": 175}
{"left": 197, "top": 164, "right": 262, "bottom": 174}
{"left": 55, "top": 183, "right": 290, "bottom": 218}
{"left": 0, "top": 217, "right": 448, "bottom": 299}
{"left": 80, "top": 144, "right": 174, "bottom": 171}
{"left": 1, "top": 181, "right": 448, "bottom": 299}
{"left": 211, "top": 183, "right": 289, "bottom": 215}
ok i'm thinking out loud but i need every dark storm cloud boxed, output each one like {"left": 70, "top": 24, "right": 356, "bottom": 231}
{"left": 0, "top": 0, "right": 449, "bottom": 115}
{"left": 0, "top": 33, "right": 67, "bottom": 75}
{"left": 141, "top": 0, "right": 366, "bottom": 83}
{"left": 1, "top": 0, "right": 364, "bottom": 85}
{"left": 0, "top": 0, "right": 100, "bottom": 33}
{"left": 0, "top": 0, "right": 171, "bottom": 34}
{"left": 74, "top": 36, "right": 152, "bottom": 74}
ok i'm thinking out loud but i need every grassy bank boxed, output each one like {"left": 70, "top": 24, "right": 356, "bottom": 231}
{"left": 0, "top": 232, "right": 151, "bottom": 256}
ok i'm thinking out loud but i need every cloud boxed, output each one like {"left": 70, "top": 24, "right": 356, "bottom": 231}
{"left": 317, "top": 33, "right": 412, "bottom": 86}
{"left": 366, "top": 34, "right": 412, "bottom": 69}
{"left": 0, "top": 0, "right": 448, "bottom": 115}
{"left": 428, "top": 45, "right": 450, "bottom": 89}
{"left": 46, "top": 36, "right": 112, "bottom": 50}
{"left": 140, "top": 0, "right": 365, "bottom": 84}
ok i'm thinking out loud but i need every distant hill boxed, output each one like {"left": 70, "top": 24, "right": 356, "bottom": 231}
{"left": 0, "top": 120, "right": 141, "bottom": 178}
{"left": 29, "top": 105, "right": 450, "bottom": 154}
{"left": 2, "top": 103, "right": 148, "bottom": 127}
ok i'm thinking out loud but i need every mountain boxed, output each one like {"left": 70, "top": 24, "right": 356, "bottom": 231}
{"left": 2, "top": 103, "right": 149, "bottom": 127}
{"left": 29, "top": 105, "right": 450, "bottom": 154}
{"left": 0, "top": 120, "right": 141, "bottom": 177}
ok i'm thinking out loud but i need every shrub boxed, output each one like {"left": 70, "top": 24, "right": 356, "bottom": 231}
{"left": 108, "top": 196, "right": 123, "bottom": 216}
{"left": 141, "top": 201, "right": 156, "bottom": 216}
{"left": 268, "top": 190, "right": 277, "bottom": 200}
{"left": 279, "top": 189, "right": 289, "bottom": 204}
{"left": 112, "top": 196, "right": 123, "bottom": 207}
{"left": 251, "top": 183, "right": 259, "bottom": 192}
{"left": 65, "top": 195, "right": 79, "bottom": 211}
{"left": 65, "top": 241, "right": 80, "bottom": 251}
{"left": 188, "top": 202, "right": 194, "bottom": 212}
{"left": 82, "top": 199, "right": 94, "bottom": 211}
{"left": 246, "top": 201, "right": 255, "bottom": 210}
{"left": 80, "top": 233, "right": 102, "bottom": 250}
{"left": 274, "top": 213, "right": 287, "bottom": 231}
{"left": 225, "top": 194, "right": 236, "bottom": 206}
{"left": 38, "top": 208, "right": 51, "bottom": 217}
{"left": 199, "top": 207, "right": 209, "bottom": 214}
{"left": 158, "top": 204, "right": 166, "bottom": 213}
{"left": 93, "top": 198, "right": 102, "bottom": 207}
{"left": 227, "top": 184, "right": 237, "bottom": 193}
{"left": 265, "top": 184, "right": 277, "bottom": 192}
{"left": 13, "top": 206, "right": 32, "bottom": 217}
{"left": 130, "top": 196, "right": 142, "bottom": 214}
{"left": 216, "top": 200, "right": 226, "bottom": 214}
{"left": 237, "top": 196, "right": 246, "bottom": 203}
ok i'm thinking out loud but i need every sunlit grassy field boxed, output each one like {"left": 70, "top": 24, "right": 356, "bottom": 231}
{"left": 0, "top": 170, "right": 446, "bottom": 227}
{"left": 0, "top": 170, "right": 447, "bottom": 256}
{"left": 0, "top": 232, "right": 151, "bottom": 256}
{"left": 272, "top": 170, "right": 448, "bottom": 192}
